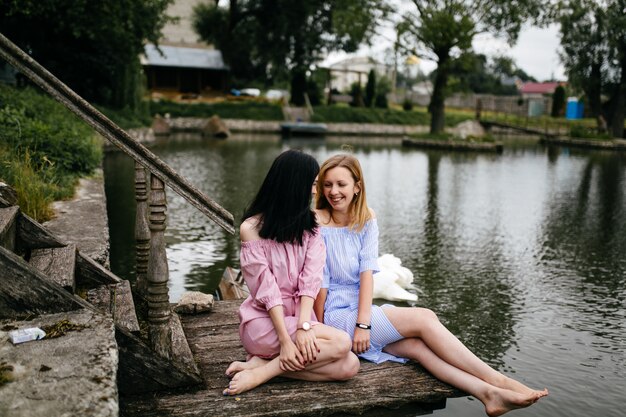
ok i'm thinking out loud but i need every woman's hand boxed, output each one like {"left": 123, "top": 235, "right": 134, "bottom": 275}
{"left": 295, "top": 329, "right": 319, "bottom": 364}
{"left": 353, "top": 327, "right": 371, "bottom": 354}
{"left": 279, "top": 339, "right": 305, "bottom": 372}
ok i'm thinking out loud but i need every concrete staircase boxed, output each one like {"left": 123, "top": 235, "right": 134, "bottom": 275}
{"left": 0, "top": 198, "right": 201, "bottom": 416}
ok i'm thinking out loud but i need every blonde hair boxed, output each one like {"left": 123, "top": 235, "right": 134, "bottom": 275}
{"left": 315, "top": 154, "right": 371, "bottom": 231}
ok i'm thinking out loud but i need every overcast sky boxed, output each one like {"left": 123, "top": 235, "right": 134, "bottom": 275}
{"left": 322, "top": 20, "right": 566, "bottom": 83}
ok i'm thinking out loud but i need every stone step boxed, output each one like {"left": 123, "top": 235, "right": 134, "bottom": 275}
{"left": 0, "top": 309, "right": 118, "bottom": 417}
{"left": 0, "top": 206, "right": 19, "bottom": 252}
{"left": 29, "top": 244, "right": 77, "bottom": 293}
{"left": 87, "top": 280, "right": 140, "bottom": 333}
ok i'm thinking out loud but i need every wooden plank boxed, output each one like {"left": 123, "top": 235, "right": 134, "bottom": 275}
{"left": 87, "top": 281, "right": 140, "bottom": 333}
{"left": 76, "top": 252, "right": 122, "bottom": 287}
{"left": 14, "top": 199, "right": 119, "bottom": 288}
{"left": 115, "top": 326, "right": 203, "bottom": 395}
{"left": 218, "top": 267, "right": 249, "bottom": 300}
{"left": 29, "top": 244, "right": 77, "bottom": 292}
{"left": 17, "top": 211, "right": 66, "bottom": 250}
{"left": 111, "top": 280, "right": 140, "bottom": 333}
{"left": 0, "top": 245, "right": 92, "bottom": 318}
{"left": 121, "top": 300, "right": 464, "bottom": 417}
{"left": 0, "top": 206, "right": 19, "bottom": 252}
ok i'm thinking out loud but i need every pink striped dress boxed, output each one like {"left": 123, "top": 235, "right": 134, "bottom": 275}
{"left": 237, "top": 229, "right": 326, "bottom": 359}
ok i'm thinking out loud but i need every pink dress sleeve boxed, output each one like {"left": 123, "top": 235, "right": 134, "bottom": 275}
{"left": 240, "top": 241, "right": 283, "bottom": 311}
{"left": 296, "top": 230, "right": 326, "bottom": 299}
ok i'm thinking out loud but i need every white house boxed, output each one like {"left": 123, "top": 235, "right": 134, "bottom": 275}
{"left": 326, "top": 56, "right": 391, "bottom": 93}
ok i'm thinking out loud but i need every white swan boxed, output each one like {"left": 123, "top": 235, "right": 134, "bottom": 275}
{"left": 373, "top": 254, "right": 419, "bottom": 302}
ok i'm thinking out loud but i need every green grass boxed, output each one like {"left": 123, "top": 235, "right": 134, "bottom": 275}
{"left": 0, "top": 146, "right": 57, "bottom": 220}
{"left": 312, "top": 105, "right": 475, "bottom": 127}
{"left": 479, "top": 111, "right": 614, "bottom": 139}
{"left": 0, "top": 84, "right": 101, "bottom": 221}
{"left": 569, "top": 124, "right": 613, "bottom": 141}
{"left": 146, "top": 100, "right": 479, "bottom": 127}
{"left": 409, "top": 131, "right": 496, "bottom": 142}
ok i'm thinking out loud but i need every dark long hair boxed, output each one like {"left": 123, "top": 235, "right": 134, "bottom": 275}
{"left": 242, "top": 149, "right": 319, "bottom": 244}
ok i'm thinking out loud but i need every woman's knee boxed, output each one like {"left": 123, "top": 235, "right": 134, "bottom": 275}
{"left": 334, "top": 353, "right": 360, "bottom": 380}
{"left": 415, "top": 307, "right": 439, "bottom": 327}
{"left": 332, "top": 331, "right": 352, "bottom": 358}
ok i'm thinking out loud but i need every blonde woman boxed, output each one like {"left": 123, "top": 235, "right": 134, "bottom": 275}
{"left": 313, "top": 154, "right": 548, "bottom": 417}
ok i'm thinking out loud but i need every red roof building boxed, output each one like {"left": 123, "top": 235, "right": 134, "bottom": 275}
{"left": 519, "top": 81, "right": 566, "bottom": 96}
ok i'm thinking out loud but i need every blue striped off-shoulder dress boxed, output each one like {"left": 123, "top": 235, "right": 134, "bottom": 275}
{"left": 321, "top": 219, "right": 408, "bottom": 364}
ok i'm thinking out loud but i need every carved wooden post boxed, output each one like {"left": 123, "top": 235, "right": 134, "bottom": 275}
{"left": 135, "top": 163, "right": 150, "bottom": 299}
{"left": 147, "top": 174, "right": 172, "bottom": 359}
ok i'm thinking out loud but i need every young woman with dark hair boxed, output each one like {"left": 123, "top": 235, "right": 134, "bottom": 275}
{"left": 313, "top": 154, "right": 548, "bottom": 417}
{"left": 222, "top": 150, "right": 359, "bottom": 396}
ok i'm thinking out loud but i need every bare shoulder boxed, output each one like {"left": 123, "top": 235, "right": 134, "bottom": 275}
{"left": 240, "top": 215, "right": 261, "bottom": 241}
{"left": 314, "top": 208, "right": 331, "bottom": 225}
{"left": 368, "top": 207, "right": 377, "bottom": 219}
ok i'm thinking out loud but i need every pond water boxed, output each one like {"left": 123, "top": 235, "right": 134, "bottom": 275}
{"left": 103, "top": 133, "right": 625, "bottom": 417}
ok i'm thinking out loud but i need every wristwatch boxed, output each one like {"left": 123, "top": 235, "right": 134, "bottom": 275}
{"left": 299, "top": 321, "right": 311, "bottom": 331}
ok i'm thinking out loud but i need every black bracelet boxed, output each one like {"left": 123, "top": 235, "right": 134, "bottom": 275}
{"left": 355, "top": 322, "right": 371, "bottom": 330}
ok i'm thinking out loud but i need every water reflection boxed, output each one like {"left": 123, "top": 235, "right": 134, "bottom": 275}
{"left": 103, "top": 133, "right": 626, "bottom": 417}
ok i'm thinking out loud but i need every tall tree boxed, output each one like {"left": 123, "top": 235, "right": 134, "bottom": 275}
{"left": 0, "top": 0, "right": 172, "bottom": 110}
{"left": 558, "top": 0, "right": 626, "bottom": 137}
{"left": 193, "top": 0, "right": 387, "bottom": 105}
{"left": 365, "top": 69, "right": 377, "bottom": 107}
{"left": 558, "top": 0, "right": 608, "bottom": 131}
{"left": 398, "top": 0, "right": 542, "bottom": 133}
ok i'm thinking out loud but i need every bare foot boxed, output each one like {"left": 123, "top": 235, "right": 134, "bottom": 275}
{"left": 484, "top": 387, "right": 548, "bottom": 417}
{"left": 225, "top": 356, "right": 268, "bottom": 378}
{"left": 496, "top": 375, "right": 538, "bottom": 396}
{"left": 222, "top": 369, "right": 266, "bottom": 396}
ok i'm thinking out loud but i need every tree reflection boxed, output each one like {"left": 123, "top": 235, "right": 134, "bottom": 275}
{"left": 415, "top": 151, "right": 516, "bottom": 368}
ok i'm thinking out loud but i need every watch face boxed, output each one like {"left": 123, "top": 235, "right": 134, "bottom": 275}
{"left": 302, "top": 322, "right": 311, "bottom": 331}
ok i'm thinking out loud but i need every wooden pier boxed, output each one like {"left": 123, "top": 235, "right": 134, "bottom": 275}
{"left": 120, "top": 300, "right": 465, "bottom": 417}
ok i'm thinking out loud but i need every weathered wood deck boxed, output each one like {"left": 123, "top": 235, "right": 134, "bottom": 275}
{"left": 121, "top": 300, "right": 465, "bottom": 417}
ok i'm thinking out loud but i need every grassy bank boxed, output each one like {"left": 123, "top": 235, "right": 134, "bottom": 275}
{"left": 0, "top": 84, "right": 101, "bottom": 221}
{"left": 145, "top": 99, "right": 478, "bottom": 127}
{"left": 312, "top": 105, "right": 474, "bottom": 126}
{"left": 149, "top": 100, "right": 284, "bottom": 120}
{"left": 409, "top": 131, "right": 497, "bottom": 142}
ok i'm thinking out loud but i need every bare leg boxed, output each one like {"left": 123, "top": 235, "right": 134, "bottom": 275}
{"left": 223, "top": 324, "right": 359, "bottom": 395}
{"left": 383, "top": 307, "right": 543, "bottom": 396}
{"left": 384, "top": 338, "right": 548, "bottom": 417}
{"left": 225, "top": 356, "right": 268, "bottom": 377}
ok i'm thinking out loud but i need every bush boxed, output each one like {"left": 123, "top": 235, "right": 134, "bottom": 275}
{"left": 402, "top": 99, "right": 413, "bottom": 111}
{"left": 0, "top": 84, "right": 101, "bottom": 220}
{"left": 374, "top": 93, "right": 388, "bottom": 109}
{"left": 149, "top": 100, "right": 283, "bottom": 120}
{"left": 374, "top": 76, "right": 391, "bottom": 109}
{"left": 0, "top": 146, "right": 56, "bottom": 220}
{"left": 551, "top": 85, "right": 566, "bottom": 117}
{"left": 311, "top": 105, "right": 430, "bottom": 125}
{"left": 569, "top": 124, "right": 612, "bottom": 140}
{"left": 349, "top": 83, "right": 365, "bottom": 107}
{"left": 365, "top": 70, "right": 376, "bottom": 107}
